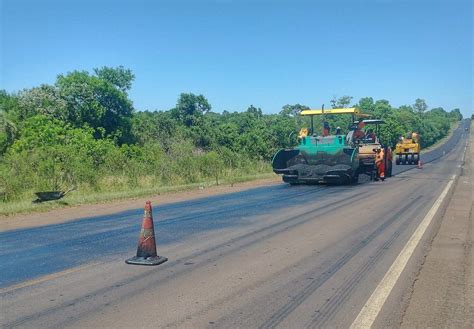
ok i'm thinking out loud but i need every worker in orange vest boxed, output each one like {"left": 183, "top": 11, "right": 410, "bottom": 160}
{"left": 375, "top": 147, "right": 385, "bottom": 181}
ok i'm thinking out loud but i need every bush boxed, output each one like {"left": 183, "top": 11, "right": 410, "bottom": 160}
{"left": 0, "top": 116, "right": 116, "bottom": 199}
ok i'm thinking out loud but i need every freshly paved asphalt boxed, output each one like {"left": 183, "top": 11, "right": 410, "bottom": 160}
{"left": 0, "top": 120, "right": 470, "bottom": 328}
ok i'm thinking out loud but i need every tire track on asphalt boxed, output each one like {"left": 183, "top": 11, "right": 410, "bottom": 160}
{"left": 258, "top": 192, "right": 425, "bottom": 329}
{"left": 306, "top": 199, "right": 427, "bottom": 328}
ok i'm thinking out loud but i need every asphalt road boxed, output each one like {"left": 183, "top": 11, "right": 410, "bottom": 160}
{"left": 0, "top": 120, "right": 470, "bottom": 328}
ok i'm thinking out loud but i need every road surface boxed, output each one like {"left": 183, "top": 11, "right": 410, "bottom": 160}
{"left": 0, "top": 120, "right": 470, "bottom": 328}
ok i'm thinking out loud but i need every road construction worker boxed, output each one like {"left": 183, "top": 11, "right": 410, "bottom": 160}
{"left": 353, "top": 121, "right": 365, "bottom": 140}
{"left": 365, "top": 129, "right": 376, "bottom": 142}
{"left": 375, "top": 147, "right": 385, "bottom": 181}
{"left": 346, "top": 125, "right": 356, "bottom": 143}
{"left": 323, "top": 121, "right": 330, "bottom": 136}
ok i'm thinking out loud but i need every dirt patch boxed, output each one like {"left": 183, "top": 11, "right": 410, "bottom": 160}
{"left": 0, "top": 177, "right": 281, "bottom": 232}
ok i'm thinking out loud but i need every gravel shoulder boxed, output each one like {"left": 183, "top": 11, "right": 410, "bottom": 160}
{"left": 401, "top": 128, "right": 473, "bottom": 328}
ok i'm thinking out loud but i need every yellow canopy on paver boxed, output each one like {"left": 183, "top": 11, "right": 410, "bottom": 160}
{"left": 301, "top": 108, "right": 369, "bottom": 117}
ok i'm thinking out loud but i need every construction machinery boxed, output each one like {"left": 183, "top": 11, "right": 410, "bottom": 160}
{"left": 354, "top": 119, "right": 393, "bottom": 179}
{"left": 272, "top": 108, "right": 362, "bottom": 184}
{"left": 395, "top": 133, "right": 420, "bottom": 165}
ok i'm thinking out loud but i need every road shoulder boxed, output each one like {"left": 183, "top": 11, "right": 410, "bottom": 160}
{"left": 401, "top": 131, "right": 473, "bottom": 328}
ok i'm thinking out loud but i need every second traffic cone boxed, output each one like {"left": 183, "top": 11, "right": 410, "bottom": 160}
{"left": 125, "top": 201, "right": 168, "bottom": 266}
{"left": 418, "top": 160, "right": 423, "bottom": 169}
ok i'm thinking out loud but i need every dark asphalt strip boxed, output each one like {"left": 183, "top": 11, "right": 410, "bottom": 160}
{"left": 0, "top": 185, "right": 322, "bottom": 242}
{"left": 0, "top": 185, "right": 324, "bottom": 253}
{"left": 4, "top": 189, "right": 378, "bottom": 328}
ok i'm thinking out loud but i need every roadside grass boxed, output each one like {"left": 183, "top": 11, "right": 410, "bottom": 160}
{"left": 0, "top": 172, "right": 275, "bottom": 216}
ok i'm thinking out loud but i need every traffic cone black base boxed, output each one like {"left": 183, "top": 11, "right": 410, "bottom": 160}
{"left": 125, "top": 255, "right": 168, "bottom": 266}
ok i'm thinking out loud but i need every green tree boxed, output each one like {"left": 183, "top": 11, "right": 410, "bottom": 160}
{"left": 374, "top": 99, "right": 392, "bottom": 118}
{"left": 280, "top": 104, "right": 309, "bottom": 117}
{"left": 93, "top": 66, "right": 135, "bottom": 93}
{"left": 17, "top": 84, "right": 67, "bottom": 121}
{"left": 246, "top": 105, "right": 262, "bottom": 119}
{"left": 56, "top": 70, "right": 134, "bottom": 143}
{"left": 171, "top": 93, "right": 211, "bottom": 127}
{"left": 413, "top": 98, "right": 428, "bottom": 114}
{"left": 331, "top": 95, "right": 353, "bottom": 108}
{"left": 131, "top": 111, "right": 179, "bottom": 150}
{"left": 0, "top": 110, "right": 17, "bottom": 154}
{"left": 0, "top": 91, "right": 21, "bottom": 154}
{"left": 357, "top": 97, "right": 375, "bottom": 114}
{"left": 449, "top": 108, "right": 463, "bottom": 121}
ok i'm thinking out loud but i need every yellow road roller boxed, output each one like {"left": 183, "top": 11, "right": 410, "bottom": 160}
{"left": 395, "top": 133, "right": 420, "bottom": 165}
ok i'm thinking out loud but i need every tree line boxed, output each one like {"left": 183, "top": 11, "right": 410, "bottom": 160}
{"left": 0, "top": 66, "right": 463, "bottom": 201}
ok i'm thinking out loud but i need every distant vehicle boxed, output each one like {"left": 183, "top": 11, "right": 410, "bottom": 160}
{"left": 395, "top": 133, "right": 421, "bottom": 165}
{"left": 272, "top": 107, "right": 363, "bottom": 185}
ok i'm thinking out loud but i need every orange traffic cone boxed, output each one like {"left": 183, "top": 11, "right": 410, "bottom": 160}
{"left": 126, "top": 201, "right": 168, "bottom": 266}
{"left": 418, "top": 160, "right": 423, "bottom": 169}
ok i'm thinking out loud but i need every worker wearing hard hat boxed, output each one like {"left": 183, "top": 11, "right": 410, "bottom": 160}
{"left": 375, "top": 147, "right": 385, "bottom": 181}
{"left": 323, "top": 121, "right": 330, "bottom": 136}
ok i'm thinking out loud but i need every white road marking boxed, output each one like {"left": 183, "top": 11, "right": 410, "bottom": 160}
{"left": 350, "top": 174, "right": 455, "bottom": 329}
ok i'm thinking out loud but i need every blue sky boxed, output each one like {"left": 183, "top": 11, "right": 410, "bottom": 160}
{"left": 1, "top": 0, "right": 472, "bottom": 117}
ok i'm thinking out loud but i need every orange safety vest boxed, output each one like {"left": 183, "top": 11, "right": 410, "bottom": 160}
{"left": 375, "top": 149, "right": 384, "bottom": 164}
{"left": 376, "top": 149, "right": 385, "bottom": 179}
